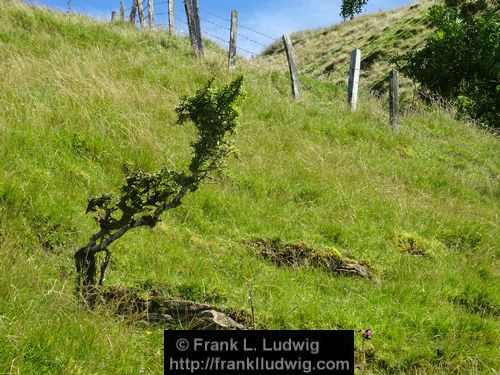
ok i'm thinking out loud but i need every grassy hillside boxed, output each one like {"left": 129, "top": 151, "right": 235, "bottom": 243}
{"left": 259, "top": 0, "right": 435, "bottom": 98}
{"left": 0, "top": 1, "right": 499, "bottom": 374}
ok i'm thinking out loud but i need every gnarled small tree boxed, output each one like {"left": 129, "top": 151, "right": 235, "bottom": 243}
{"left": 75, "top": 76, "right": 245, "bottom": 302}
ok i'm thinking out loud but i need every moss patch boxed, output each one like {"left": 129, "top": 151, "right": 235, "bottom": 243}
{"left": 98, "top": 285, "right": 250, "bottom": 329}
{"left": 248, "top": 238, "right": 371, "bottom": 278}
{"left": 392, "top": 233, "right": 442, "bottom": 256}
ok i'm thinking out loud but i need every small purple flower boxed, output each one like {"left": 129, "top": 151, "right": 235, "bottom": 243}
{"left": 362, "top": 329, "right": 372, "bottom": 340}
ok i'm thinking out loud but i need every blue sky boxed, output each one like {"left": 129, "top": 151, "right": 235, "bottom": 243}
{"left": 26, "top": 0, "right": 415, "bottom": 56}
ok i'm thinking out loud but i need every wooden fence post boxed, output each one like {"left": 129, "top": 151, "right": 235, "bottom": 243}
{"left": 347, "top": 48, "right": 361, "bottom": 111}
{"left": 389, "top": 69, "right": 400, "bottom": 133}
{"left": 283, "top": 34, "right": 300, "bottom": 100}
{"left": 184, "top": 0, "right": 199, "bottom": 55}
{"left": 129, "top": 0, "right": 137, "bottom": 24}
{"left": 148, "top": 0, "right": 155, "bottom": 30}
{"left": 168, "top": 0, "right": 175, "bottom": 34}
{"left": 228, "top": 10, "right": 238, "bottom": 71}
{"left": 119, "top": 1, "right": 125, "bottom": 21}
{"left": 137, "top": 0, "right": 146, "bottom": 29}
{"left": 111, "top": 11, "right": 117, "bottom": 22}
{"left": 192, "top": 0, "right": 204, "bottom": 56}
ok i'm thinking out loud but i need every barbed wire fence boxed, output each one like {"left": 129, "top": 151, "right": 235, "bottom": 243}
{"left": 23, "top": 0, "right": 403, "bottom": 119}
{"left": 120, "top": 1, "right": 288, "bottom": 68}
{"left": 108, "top": 0, "right": 402, "bottom": 130}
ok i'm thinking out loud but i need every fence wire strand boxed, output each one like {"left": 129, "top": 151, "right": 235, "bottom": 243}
{"left": 117, "top": 2, "right": 288, "bottom": 70}
{"left": 200, "top": 7, "right": 277, "bottom": 41}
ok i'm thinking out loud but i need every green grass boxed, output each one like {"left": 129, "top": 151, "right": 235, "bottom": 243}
{"left": 0, "top": 1, "right": 499, "bottom": 373}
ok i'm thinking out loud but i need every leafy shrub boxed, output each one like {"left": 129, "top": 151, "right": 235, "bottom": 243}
{"left": 398, "top": 0, "right": 499, "bottom": 128}
{"left": 340, "top": 0, "right": 369, "bottom": 19}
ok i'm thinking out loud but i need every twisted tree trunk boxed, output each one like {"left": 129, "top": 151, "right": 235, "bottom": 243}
{"left": 73, "top": 77, "right": 244, "bottom": 304}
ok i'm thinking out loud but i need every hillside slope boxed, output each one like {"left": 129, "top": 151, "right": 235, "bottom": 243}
{"left": 260, "top": 0, "right": 434, "bottom": 96}
{"left": 0, "top": 1, "right": 499, "bottom": 374}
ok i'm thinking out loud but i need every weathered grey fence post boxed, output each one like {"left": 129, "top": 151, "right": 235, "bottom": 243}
{"left": 168, "top": 0, "right": 175, "bottom": 34}
{"left": 389, "top": 69, "right": 400, "bottom": 133}
{"left": 347, "top": 48, "right": 361, "bottom": 111}
{"left": 147, "top": 0, "right": 155, "bottom": 30}
{"left": 129, "top": 0, "right": 138, "bottom": 24}
{"left": 184, "top": 0, "right": 200, "bottom": 55}
{"left": 137, "top": 0, "right": 146, "bottom": 29}
{"left": 228, "top": 10, "right": 238, "bottom": 71}
{"left": 283, "top": 34, "right": 300, "bottom": 100}
{"left": 192, "top": 0, "right": 204, "bottom": 56}
{"left": 111, "top": 11, "right": 117, "bottom": 22}
{"left": 119, "top": 1, "right": 125, "bottom": 21}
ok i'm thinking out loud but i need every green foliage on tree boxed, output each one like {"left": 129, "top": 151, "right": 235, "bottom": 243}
{"left": 340, "top": 0, "right": 369, "bottom": 19}
{"left": 74, "top": 76, "right": 245, "bottom": 301}
{"left": 398, "top": 0, "right": 499, "bottom": 128}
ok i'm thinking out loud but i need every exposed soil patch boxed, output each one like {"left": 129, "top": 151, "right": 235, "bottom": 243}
{"left": 97, "top": 286, "right": 250, "bottom": 330}
{"left": 248, "top": 238, "right": 371, "bottom": 278}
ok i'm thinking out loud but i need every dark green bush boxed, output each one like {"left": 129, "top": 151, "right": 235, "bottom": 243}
{"left": 398, "top": 0, "right": 499, "bottom": 128}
